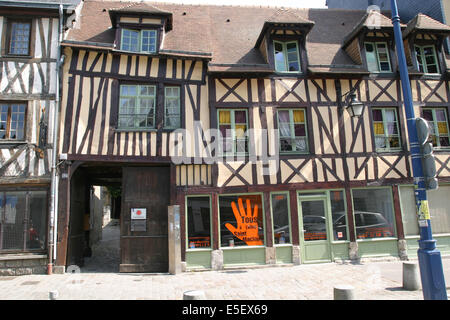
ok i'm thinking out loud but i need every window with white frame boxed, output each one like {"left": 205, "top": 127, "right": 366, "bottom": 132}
{"left": 372, "top": 107, "right": 401, "bottom": 151}
{"left": 415, "top": 45, "right": 439, "bottom": 74}
{"left": 277, "top": 108, "right": 308, "bottom": 153}
{"left": 218, "top": 109, "right": 248, "bottom": 155}
{"left": 273, "top": 40, "right": 301, "bottom": 72}
{"left": 422, "top": 107, "right": 450, "bottom": 148}
{"left": 118, "top": 84, "right": 156, "bottom": 129}
{"left": 364, "top": 42, "right": 391, "bottom": 72}
{"left": 120, "top": 29, "right": 157, "bottom": 53}
{"left": 164, "top": 86, "right": 181, "bottom": 129}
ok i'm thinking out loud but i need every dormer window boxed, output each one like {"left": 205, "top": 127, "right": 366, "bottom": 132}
{"left": 364, "top": 42, "right": 391, "bottom": 72}
{"left": 121, "top": 29, "right": 157, "bottom": 53}
{"left": 274, "top": 41, "right": 301, "bottom": 72}
{"left": 414, "top": 45, "right": 439, "bottom": 74}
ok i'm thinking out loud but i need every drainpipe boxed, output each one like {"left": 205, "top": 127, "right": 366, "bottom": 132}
{"left": 48, "top": 3, "right": 64, "bottom": 275}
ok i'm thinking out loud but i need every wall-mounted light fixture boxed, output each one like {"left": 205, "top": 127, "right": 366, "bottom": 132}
{"left": 345, "top": 92, "right": 364, "bottom": 118}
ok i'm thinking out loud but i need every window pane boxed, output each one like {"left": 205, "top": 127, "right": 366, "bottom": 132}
{"left": 272, "top": 194, "right": 291, "bottom": 244}
{"left": 187, "top": 197, "right": 211, "bottom": 249}
{"left": 27, "top": 191, "right": 46, "bottom": 250}
{"left": 165, "top": 86, "right": 180, "bottom": 128}
{"left": 219, "top": 195, "right": 264, "bottom": 247}
{"left": 9, "top": 22, "right": 30, "bottom": 55}
{"left": 352, "top": 188, "right": 395, "bottom": 239}
{"left": 1, "top": 192, "right": 27, "bottom": 250}
{"left": 399, "top": 186, "right": 419, "bottom": 236}
{"left": 141, "top": 30, "right": 157, "bottom": 53}
{"left": 365, "top": 43, "right": 379, "bottom": 72}
{"left": 331, "top": 190, "right": 347, "bottom": 241}
{"left": 121, "top": 29, "right": 139, "bottom": 52}
{"left": 302, "top": 200, "right": 327, "bottom": 241}
{"left": 274, "top": 42, "right": 286, "bottom": 72}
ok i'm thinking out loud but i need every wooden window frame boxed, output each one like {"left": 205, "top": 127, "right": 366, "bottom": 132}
{"left": 217, "top": 108, "right": 249, "bottom": 156}
{"left": 3, "top": 18, "right": 33, "bottom": 57}
{"left": 270, "top": 191, "right": 292, "bottom": 246}
{"left": 273, "top": 40, "right": 301, "bottom": 73}
{"left": 0, "top": 102, "right": 27, "bottom": 141}
{"left": 364, "top": 41, "right": 392, "bottom": 73}
{"left": 421, "top": 107, "right": 450, "bottom": 149}
{"left": 118, "top": 84, "right": 157, "bottom": 130}
{"left": 371, "top": 107, "right": 402, "bottom": 152}
{"left": 414, "top": 44, "right": 440, "bottom": 75}
{"left": 277, "top": 108, "right": 309, "bottom": 154}
{"left": 164, "top": 86, "right": 181, "bottom": 129}
{"left": 120, "top": 28, "right": 157, "bottom": 54}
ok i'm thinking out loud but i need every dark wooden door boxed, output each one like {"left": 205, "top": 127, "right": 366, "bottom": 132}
{"left": 120, "top": 167, "right": 170, "bottom": 273}
{"left": 67, "top": 169, "right": 87, "bottom": 268}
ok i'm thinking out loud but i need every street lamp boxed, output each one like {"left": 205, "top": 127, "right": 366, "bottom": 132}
{"left": 390, "top": 0, "right": 447, "bottom": 300}
{"left": 345, "top": 92, "right": 364, "bottom": 118}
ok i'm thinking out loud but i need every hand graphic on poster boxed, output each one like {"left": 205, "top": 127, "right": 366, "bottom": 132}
{"left": 225, "top": 198, "right": 263, "bottom": 246}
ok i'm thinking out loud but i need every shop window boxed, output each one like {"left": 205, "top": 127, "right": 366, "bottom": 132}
{"left": 372, "top": 107, "right": 401, "bottom": 152}
{"left": 118, "top": 84, "right": 156, "bottom": 129}
{"left": 415, "top": 45, "right": 439, "bottom": 74}
{"left": 277, "top": 109, "right": 308, "bottom": 153}
{"left": 0, "top": 102, "right": 26, "bottom": 140}
{"left": 330, "top": 190, "right": 348, "bottom": 241}
{"left": 364, "top": 42, "right": 391, "bottom": 72}
{"left": 0, "top": 190, "right": 47, "bottom": 252}
{"left": 218, "top": 109, "right": 248, "bottom": 155}
{"left": 120, "top": 29, "right": 157, "bottom": 53}
{"left": 273, "top": 40, "right": 301, "bottom": 72}
{"left": 271, "top": 193, "right": 291, "bottom": 245}
{"left": 164, "top": 86, "right": 180, "bottom": 129}
{"left": 422, "top": 108, "right": 450, "bottom": 148}
{"left": 351, "top": 188, "right": 396, "bottom": 239}
{"left": 186, "top": 196, "right": 211, "bottom": 249}
{"left": 400, "top": 185, "right": 450, "bottom": 235}
{"left": 219, "top": 194, "right": 264, "bottom": 247}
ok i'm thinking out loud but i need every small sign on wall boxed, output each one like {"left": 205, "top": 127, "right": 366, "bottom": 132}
{"left": 131, "top": 208, "right": 147, "bottom": 220}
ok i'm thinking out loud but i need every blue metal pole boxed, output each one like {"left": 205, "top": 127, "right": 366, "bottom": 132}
{"left": 390, "top": 0, "right": 447, "bottom": 300}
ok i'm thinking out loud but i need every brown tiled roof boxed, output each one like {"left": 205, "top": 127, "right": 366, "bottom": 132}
{"left": 403, "top": 13, "right": 450, "bottom": 38}
{"left": 66, "top": 1, "right": 447, "bottom": 73}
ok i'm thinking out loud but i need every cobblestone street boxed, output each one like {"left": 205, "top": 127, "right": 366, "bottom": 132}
{"left": 0, "top": 256, "right": 449, "bottom": 300}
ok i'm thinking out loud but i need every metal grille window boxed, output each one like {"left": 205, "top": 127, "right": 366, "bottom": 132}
{"left": 121, "top": 29, "right": 157, "bottom": 53}
{"left": 372, "top": 107, "right": 401, "bottom": 151}
{"left": 218, "top": 109, "right": 248, "bottom": 155}
{"left": 0, "top": 103, "right": 26, "bottom": 140}
{"left": 118, "top": 85, "right": 156, "bottom": 129}
{"left": 365, "top": 42, "right": 391, "bottom": 72}
{"left": 277, "top": 108, "right": 308, "bottom": 153}
{"left": 9, "top": 21, "right": 31, "bottom": 55}
{"left": 273, "top": 40, "right": 301, "bottom": 72}
{"left": 0, "top": 190, "right": 47, "bottom": 252}
{"left": 422, "top": 107, "right": 450, "bottom": 148}
{"left": 164, "top": 86, "right": 181, "bottom": 129}
{"left": 415, "top": 45, "right": 439, "bottom": 74}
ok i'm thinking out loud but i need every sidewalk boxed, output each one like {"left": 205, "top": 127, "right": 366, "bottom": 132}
{"left": 0, "top": 257, "right": 449, "bottom": 300}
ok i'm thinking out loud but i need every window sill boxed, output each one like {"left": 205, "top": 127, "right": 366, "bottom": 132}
{"left": 220, "top": 245, "right": 265, "bottom": 250}
{"left": 0, "top": 253, "right": 47, "bottom": 261}
{"left": 274, "top": 243, "right": 292, "bottom": 247}
{"left": 356, "top": 237, "right": 398, "bottom": 242}
{"left": 112, "top": 49, "right": 158, "bottom": 56}
{"left": 186, "top": 248, "right": 212, "bottom": 252}
{"left": 114, "top": 128, "right": 181, "bottom": 133}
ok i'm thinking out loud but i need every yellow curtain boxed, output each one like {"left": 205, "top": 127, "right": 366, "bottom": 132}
{"left": 437, "top": 122, "right": 448, "bottom": 134}
{"left": 219, "top": 110, "right": 230, "bottom": 124}
{"left": 293, "top": 110, "right": 304, "bottom": 123}
{"left": 373, "top": 122, "right": 384, "bottom": 135}
{"left": 235, "top": 124, "right": 246, "bottom": 137}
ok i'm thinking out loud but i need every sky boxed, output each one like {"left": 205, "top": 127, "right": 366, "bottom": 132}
{"left": 149, "top": 0, "right": 328, "bottom": 8}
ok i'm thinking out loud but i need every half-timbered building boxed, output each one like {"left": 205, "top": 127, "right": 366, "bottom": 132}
{"left": 0, "top": 0, "right": 79, "bottom": 275}
{"left": 55, "top": 0, "right": 450, "bottom": 273}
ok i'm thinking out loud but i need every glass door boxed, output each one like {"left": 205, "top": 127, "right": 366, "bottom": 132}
{"left": 299, "top": 196, "right": 332, "bottom": 263}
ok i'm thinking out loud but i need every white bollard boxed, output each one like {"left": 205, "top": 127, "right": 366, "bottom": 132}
{"left": 183, "top": 290, "right": 206, "bottom": 300}
{"left": 49, "top": 290, "right": 59, "bottom": 300}
{"left": 403, "top": 261, "right": 420, "bottom": 291}
{"left": 334, "top": 285, "right": 355, "bottom": 300}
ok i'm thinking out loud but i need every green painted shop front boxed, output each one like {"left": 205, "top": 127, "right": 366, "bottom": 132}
{"left": 184, "top": 185, "right": 450, "bottom": 270}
